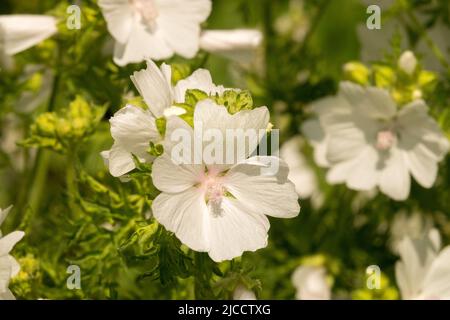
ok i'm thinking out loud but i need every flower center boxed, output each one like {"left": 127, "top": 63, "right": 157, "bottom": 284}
{"left": 200, "top": 173, "right": 226, "bottom": 217}
{"left": 376, "top": 130, "right": 396, "bottom": 150}
{"left": 130, "top": 0, "right": 159, "bottom": 28}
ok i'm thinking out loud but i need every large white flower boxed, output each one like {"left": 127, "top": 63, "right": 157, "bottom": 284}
{"left": 102, "top": 60, "right": 225, "bottom": 177}
{"left": 0, "top": 206, "right": 25, "bottom": 300}
{"left": 396, "top": 228, "right": 450, "bottom": 299}
{"left": 292, "top": 265, "right": 331, "bottom": 300}
{"left": 303, "top": 81, "right": 449, "bottom": 201}
{"left": 151, "top": 100, "right": 300, "bottom": 262}
{"left": 280, "top": 136, "right": 323, "bottom": 208}
{"left": 0, "top": 15, "right": 57, "bottom": 69}
{"left": 98, "top": 0, "right": 212, "bottom": 66}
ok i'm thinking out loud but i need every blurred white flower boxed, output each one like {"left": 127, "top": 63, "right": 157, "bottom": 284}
{"left": 233, "top": 285, "right": 257, "bottom": 300}
{"left": 102, "top": 60, "right": 225, "bottom": 177}
{"left": 396, "top": 228, "right": 450, "bottom": 299}
{"left": 390, "top": 211, "right": 433, "bottom": 254}
{"left": 0, "top": 15, "right": 57, "bottom": 69}
{"left": 303, "top": 81, "right": 449, "bottom": 201}
{"left": 151, "top": 100, "right": 300, "bottom": 262}
{"left": 98, "top": 0, "right": 212, "bottom": 66}
{"left": 398, "top": 51, "right": 418, "bottom": 75}
{"left": 0, "top": 206, "right": 25, "bottom": 300}
{"left": 292, "top": 265, "right": 331, "bottom": 300}
{"left": 280, "top": 136, "right": 323, "bottom": 208}
{"left": 199, "top": 29, "right": 263, "bottom": 63}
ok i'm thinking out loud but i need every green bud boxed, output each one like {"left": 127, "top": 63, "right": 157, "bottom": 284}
{"left": 373, "top": 65, "right": 396, "bottom": 89}
{"left": 343, "top": 61, "right": 370, "bottom": 85}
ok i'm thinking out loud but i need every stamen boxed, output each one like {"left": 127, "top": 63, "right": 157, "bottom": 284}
{"left": 376, "top": 130, "right": 396, "bottom": 150}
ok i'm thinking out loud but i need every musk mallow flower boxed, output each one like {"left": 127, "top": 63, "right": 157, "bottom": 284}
{"left": 396, "top": 228, "right": 450, "bottom": 299}
{"left": 292, "top": 265, "right": 331, "bottom": 300}
{"left": 151, "top": 99, "right": 300, "bottom": 262}
{"left": 303, "top": 81, "right": 449, "bottom": 201}
{"left": 98, "top": 0, "right": 212, "bottom": 66}
{"left": 0, "top": 206, "right": 25, "bottom": 300}
{"left": 102, "top": 60, "right": 225, "bottom": 177}
{"left": 0, "top": 15, "right": 57, "bottom": 68}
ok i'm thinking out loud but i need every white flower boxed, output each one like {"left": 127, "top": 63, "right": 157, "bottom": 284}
{"left": 292, "top": 265, "right": 331, "bottom": 300}
{"left": 98, "top": 0, "right": 212, "bottom": 66}
{"left": 102, "top": 60, "right": 225, "bottom": 177}
{"left": 199, "top": 29, "right": 263, "bottom": 63}
{"left": 233, "top": 285, "right": 257, "bottom": 300}
{"left": 280, "top": 136, "right": 323, "bottom": 208}
{"left": 396, "top": 228, "right": 450, "bottom": 299}
{"left": 303, "top": 81, "right": 449, "bottom": 201}
{"left": 389, "top": 210, "right": 433, "bottom": 254}
{"left": 0, "top": 206, "right": 25, "bottom": 300}
{"left": 0, "top": 15, "right": 57, "bottom": 68}
{"left": 398, "top": 51, "right": 418, "bottom": 75}
{"left": 151, "top": 100, "right": 300, "bottom": 262}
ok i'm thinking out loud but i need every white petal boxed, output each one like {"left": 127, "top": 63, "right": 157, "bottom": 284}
{"left": 339, "top": 81, "right": 397, "bottom": 120}
{"left": 152, "top": 188, "right": 209, "bottom": 252}
{"left": 199, "top": 29, "right": 262, "bottom": 63}
{"left": 224, "top": 156, "right": 300, "bottom": 218}
{"left": 0, "top": 231, "right": 24, "bottom": 256}
{"left": 292, "top": 266, "right": 331, "bottom": 300}
{"left": 404, "top": 145, "right": 438, "bottom": 188}
{"left": 233, "top": 285, "right": 257, "bottom": 300}
{"left": 0, "top": 15, "right": 57, "bottom": 55}
{"left": 113, "top": 19, "right": 173, "bottom": 66}
{"left": 398, "top": 100, "right": 449, "bottom": 162}
{"left": 151, "top": 154, "right": 204, "bottom": 193}
{"left": 130, "top": 61, "right": 173, "bottom": 118}
{"left": 326, "top": 146, "right": 379, "bottom": 190}
{"left": 396, "top": 233, "right": 439, "bottom": 299}
{"left": 325, "top": 125, "right": 367, "bottom": 163}
{"left": 207, "top": 198, "right": 269, "bottom": 262}
{"left": 173, "top": 69, "right": 216, "bottom": 103}
{"left": 155, "top": 0, "right": 211, "bottom": 58}
{"left": 194, "top": 100, "right": 269, "bottom": 165}
{"left": 107, "top": 142, "right": 137, "bottom": 177}
{"left": 0, "top": 289, "right": 15, "bottom": 300}
{"left": 379, "top": 148, "right": 411, "bottom": 201}
{"left": 110, "top": 105, "right": 159, "bottom": 143}
{"left": 301, "top": 119, "right": 329, "bottom": 167}
{"left": 421, "top": 247, "right": 450, "bottom": 299}
{"left": 98, "top": 0, "right": 134, "bottom": 43}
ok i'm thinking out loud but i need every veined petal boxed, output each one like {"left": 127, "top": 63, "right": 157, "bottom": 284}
{"left": 155, "top": 0, "right": 211, "bottom": 58}
{"left": 98, "top": 0, "right": 134, "bottom": 43}
{"left": 110, "top": 105, "right": 159, "bottom": 142}
{"left": 421, "top": 247, "right": 450, "bottom": 299}
{"left": 0, "top": 231, "right": 24, "bottom": 257}
{"left": 224, "top": 156, "right": 300, "bottom": 218}
{"left": 379, "top": 148, "right": 411, "bottom": 201}
{"left": 301, "top": 119, "right": 329, "bottom": 167}
{"left": 152, "top": 154, "right": 204, "bottom": 193}
{"left": 398, "top": 100, "right": 449, "bottom": 162}
{"left": 152, "top": 188, "right": 209, "bottom": 252}
{"left": 113, "top": 19, "right": 173, "bottom": 66}
{"left": 339, "top": 81, "right": 396, "bottom": 120}
{"left": 207, "top": 198, "right": 269, "bottom": 262}
{"left": 131, "top": 61, "right": 173, "bottom": 118}
{"left": 173, "top": 69, "right": 220, "bottom": 103}
{"left": 403, "top": 145, "right": 438, "bottom": 188}
{"left": 0, "top": 15, "right": 57, "bottom": 55}
{"left": 194, "top": 100, "right": 269, "bottom": 165}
